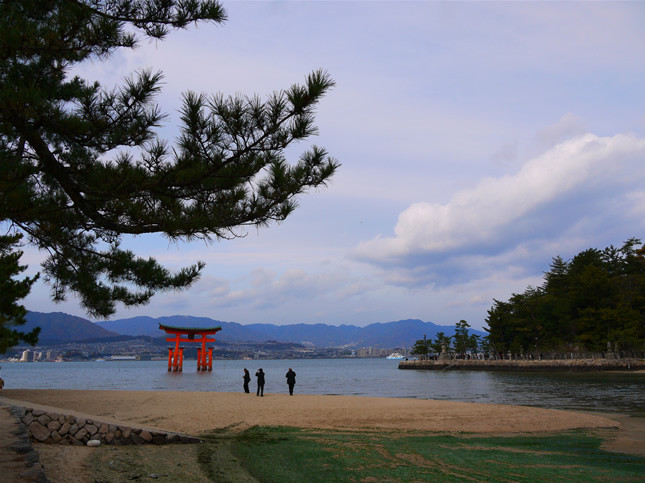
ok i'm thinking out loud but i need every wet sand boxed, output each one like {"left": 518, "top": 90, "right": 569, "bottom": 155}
{"left": 0, "top": 389, "right": 619, "bottom": 435}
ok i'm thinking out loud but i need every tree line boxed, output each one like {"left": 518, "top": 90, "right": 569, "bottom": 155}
{"left": 410, "top": 320, "right": 484, "bottom": 359}
{"left": 485, "top": 238, "right": 645, "bottom": 357}
{"left": 410, "top": 238, "right": 645, "bottom": 360}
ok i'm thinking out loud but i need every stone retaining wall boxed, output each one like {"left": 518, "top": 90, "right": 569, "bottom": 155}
{"left": 16, "top": 406, "right": 201, "bottom": 446}
{"left": 3, "top": 405, "right": 49, "bottom": 482}
{"left": 398, "top": 358, "right": 645, "bottom": 371}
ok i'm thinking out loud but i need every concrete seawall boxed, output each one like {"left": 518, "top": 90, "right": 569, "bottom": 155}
{"left": 398, "top": 358, "right": 645, "bottom": 371}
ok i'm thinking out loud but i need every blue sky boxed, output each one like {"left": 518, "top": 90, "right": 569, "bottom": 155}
{"left": 23, "top": 1, "right": 645, "bottom": 330}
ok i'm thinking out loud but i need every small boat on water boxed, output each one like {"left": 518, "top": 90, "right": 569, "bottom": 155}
{"left": 386, "top": 352, "right": 405, "bottom": 360}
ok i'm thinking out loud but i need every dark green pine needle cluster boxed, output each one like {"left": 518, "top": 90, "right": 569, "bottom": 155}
{"left": 0, "top": 0, "right": 339, "bottom": 343}
{"left": 486, "top": 238, "right": 645, "bottom": 354}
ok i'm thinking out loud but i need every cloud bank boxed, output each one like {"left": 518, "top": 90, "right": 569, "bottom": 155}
{"left": 353, "top": 132, "right": 645, "bottom": 285}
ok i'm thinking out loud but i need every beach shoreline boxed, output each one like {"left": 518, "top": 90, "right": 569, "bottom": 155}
{"left": 0, "top": 388, "right": 622, "bottom": 435}
{"left": 2, "top": 389, "right": 643, "bottom": 482}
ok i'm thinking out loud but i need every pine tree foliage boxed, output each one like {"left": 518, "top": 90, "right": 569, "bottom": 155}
{"left": 485, "top": 238, "right": 645, "bottom": 355}
{"left": 0, "top": 1, "right": 339, "bottom": 329}
{"left": 410, "top": 338, "right": 429, "bottom": 357}
{"left": 429, "top": 331, "right": 452, "bottom": 355}
{"left": 0, "top": 233, "right": 40, "bottom": 352}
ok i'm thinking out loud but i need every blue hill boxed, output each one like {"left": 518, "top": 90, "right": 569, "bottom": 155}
{"left": 24, "top": 312, "right": 486, "bottom": 348}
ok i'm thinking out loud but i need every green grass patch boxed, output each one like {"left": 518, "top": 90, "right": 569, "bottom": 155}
{"left": 200, "top": 426, "right": 645, "bottom": 482}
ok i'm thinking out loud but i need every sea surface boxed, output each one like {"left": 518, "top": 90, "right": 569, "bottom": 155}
{"left": 1, "top": 358, "right": 643, "bottom": 415}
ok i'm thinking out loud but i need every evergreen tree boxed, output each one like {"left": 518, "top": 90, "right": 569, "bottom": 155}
{"left": 410, "top": 337, "right": 429, "bottom": 358}
{"left": 430, "top": 332, "right": 452, "bottom": 355}
{"left": 468, "top": 333, "right": 481, "bottom": 355}
{"left": 0, "top": 234, "right": 40, "bottom": 352}
{"left": 485, "top": 238, "right": 645, "bottom": 355}
{"left": 453, "top": 320, "right": 471, "bottom": 357}
{"left": 0, "top": 0, "right": 339, "bottom": 346}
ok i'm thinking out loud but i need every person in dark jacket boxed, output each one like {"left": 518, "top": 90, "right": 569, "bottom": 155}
{"left": 242, "top": 368, "right": 251, "bottom": 393}
{"left": 285, "top": 368, "right": 296, "bottom": 395}
{"left": 255, "top": 368, "right": 265, "bottom": 396}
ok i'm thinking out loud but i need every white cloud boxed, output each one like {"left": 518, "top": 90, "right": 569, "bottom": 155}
{"left": 20, "top": 2, "right": 645, "bottom": 331}
{"left": 353, "top": 132, "right": 645, "bottom": 269}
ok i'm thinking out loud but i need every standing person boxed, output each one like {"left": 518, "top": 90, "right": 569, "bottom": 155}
{"left": 255, "top": 368, "right": 265, "bottom": 397}
{"left": 285, "top": 368, "right": 296, "bottom": 395}
{"left": 242, "top": 368, "right": 251, "bottom": 393}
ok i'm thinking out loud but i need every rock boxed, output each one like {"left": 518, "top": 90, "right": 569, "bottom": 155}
{"left": 165, "top": 434, "right": 180, "bottom": 444}
{"left": 115, "top": 436, "right": 130, "bottom": 446}
{"left": 19, "top": 465, "right": 47, "bottom": 481}
{"left": 47, "top": 420, "right": 61, "bottom": 432}
{"left": 9, "top": 405, "right": 202, "bottom": 448}
{"left": 75, "top": 427, "right": 89, "bottom": 442}
{"left": 28, "top": 421, "right": 51, "bottom": 442}
{"left": 12, "top": 407, "right": 26, "bottom": 419}
{"left": 21, "top": 412, "right": 34, "bottom": 426}
{"left": 152, "top": 434, "right": 166, "bottom": 445}
{"left": 8, "top": 437, "right": 33, "bottom": 454}
{"left": 36, "top": 414, "right": 51, "bottom": 426}
{"left": 48, "top": 431, "right": 63, "bottom": 444}
{"left": 130, "top": 432, "right": 145, "bottom": 445}
{"left": 24, "top": 451, "right": 40, "bottom": 465}
{"left": 59, "top": 421, "right": 71, "bottom": 436}
{"left": 180, "top": 435, "right": 201, "bottom": 444}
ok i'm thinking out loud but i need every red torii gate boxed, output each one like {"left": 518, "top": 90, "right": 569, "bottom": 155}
{"left": 159, "top": 323, "right": 222, "bottom": 372}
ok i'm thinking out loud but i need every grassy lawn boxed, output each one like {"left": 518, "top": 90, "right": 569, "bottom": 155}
{"left": 200, "top": 426, "right": 645, "bottom": 482}
{"left": 85, "top": 426, "right": 645, "bottom": 482}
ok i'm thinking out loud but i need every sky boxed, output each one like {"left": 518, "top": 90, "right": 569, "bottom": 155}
{"left": 21, "top": 1, "right": 645, "bottom": 330}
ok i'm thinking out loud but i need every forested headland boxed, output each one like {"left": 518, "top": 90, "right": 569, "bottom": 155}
{"left": 485, "top": 238, "right": 645, "bottom": 358}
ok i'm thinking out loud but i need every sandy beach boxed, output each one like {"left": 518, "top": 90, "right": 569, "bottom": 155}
{"left": 3, "top": 389, "right": 644, "bottom": 482}
{"left": 0, "top": 389, "right": 619, "bottom": 435}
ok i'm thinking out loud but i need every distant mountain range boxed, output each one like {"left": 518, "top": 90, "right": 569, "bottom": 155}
{"left": 24, "top": 312, "right": 119, "bottom": 344}
{"left": 24, "top": 312, "right": 485, "bottom": 349}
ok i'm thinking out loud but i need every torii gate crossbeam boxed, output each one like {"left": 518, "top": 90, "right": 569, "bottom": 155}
{"left": 159, "top": 323, "right": 222, "bottom": 372}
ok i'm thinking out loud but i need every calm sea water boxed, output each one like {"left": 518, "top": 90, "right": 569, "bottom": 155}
{"left": 1, "top": 358, "right": 643, "bottom": 415}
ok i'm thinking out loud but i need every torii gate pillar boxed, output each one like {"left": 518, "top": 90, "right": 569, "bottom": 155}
{"left": 159, "top": 323, "right": 222, "bottom": 372}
